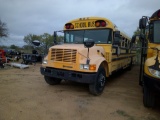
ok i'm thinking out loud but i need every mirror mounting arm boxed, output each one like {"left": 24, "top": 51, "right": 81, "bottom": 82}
{"left": 53, "top": 31, "right": 57, "bottom": 45}
{"left": 83, "top": 40, "right": 95, "bottom": 64}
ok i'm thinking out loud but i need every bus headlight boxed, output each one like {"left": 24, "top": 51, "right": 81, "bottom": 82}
{"left": 43, "top": 60, "right": 48, "bottom": 64}
{"left": 80, "top": 64, "right": 89, "bottom": 70}
{"left": 148, "top": 67, "right": 160, "bottom": 78}
{"left": 80, "top": 64, "right": 96, "bottom": 70}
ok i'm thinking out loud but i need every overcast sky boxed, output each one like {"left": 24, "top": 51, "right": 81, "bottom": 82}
{"left": 0, "top": 0, "right": 159, "bottom": 47}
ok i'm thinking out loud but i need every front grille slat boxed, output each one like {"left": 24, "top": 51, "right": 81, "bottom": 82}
{"left": 51, "top": 49, "right": 77, "bottom": 63}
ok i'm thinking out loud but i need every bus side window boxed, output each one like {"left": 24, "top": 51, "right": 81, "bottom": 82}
{"left": 125, "top": 39, "right": 128, "bottom": 48}
{"left": 121, "top": 37, "right": 125, "bottom": 48}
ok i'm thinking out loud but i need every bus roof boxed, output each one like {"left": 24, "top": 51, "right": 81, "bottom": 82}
{"left": 64, "top": 16, "right": 130, "bottom": 40}
{"left": 150, "top": 9, "right": 160, "bottom": 20}
{"left": 66, "top": 17, "right": 113, "bottom": 23}
{"left": 64, "top": 17, "right": 116, "bottom": 30}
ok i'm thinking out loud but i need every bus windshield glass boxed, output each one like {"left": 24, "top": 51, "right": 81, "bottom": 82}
{"left": 153, "top": 21, "right": 160, "bottom": 43}
{"left": 64, "top": 29, "right": 112, "bottom": 44}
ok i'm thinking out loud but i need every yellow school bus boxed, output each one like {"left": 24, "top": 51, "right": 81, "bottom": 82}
{"left": 40, "top": 17, "right": 137, "bottom": 95}
{"left": 137, "top": 9, "right": 160, "bottom": 107}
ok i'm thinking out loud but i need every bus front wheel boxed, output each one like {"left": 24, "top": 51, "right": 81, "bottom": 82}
{"left": 44, "top": 76, "right": 62, "bottom": 85}
{"left": 89, "top": 67, "right": 106, "bottom": 96}
{"left": 143, "top": 83, "right": 155, "bottom": 108}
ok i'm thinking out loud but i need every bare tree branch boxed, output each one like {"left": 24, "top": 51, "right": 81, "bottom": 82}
{"left": 0, "top": 20, "right": 8, "bottom": 37}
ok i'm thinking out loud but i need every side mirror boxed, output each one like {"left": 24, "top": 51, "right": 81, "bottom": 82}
{"left": 84, "top": 40, "right": 94, "bottom": 48}
{"left": 139, "top": 17, "right": 148, "bottom": 29}
{"left": 32, "top": 40, "right": 40, "bottom": 46}
{"left": 113, "top": 31, "right": 120, "bottom": 45}
{"left": 114, "top": 31, "right": 120, "bottom": 37}
{"left": 83, "top": 40, "right": 94, "bottom": 64}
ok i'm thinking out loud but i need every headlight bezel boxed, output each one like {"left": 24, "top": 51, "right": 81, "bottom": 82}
{"left": 80, "top": 64, "right": 89, "bottom": 70}
{"left": 80, "top": 64, "right": 96, "bottom": 70}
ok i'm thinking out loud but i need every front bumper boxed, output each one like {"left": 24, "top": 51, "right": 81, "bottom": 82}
{"left": 144, "top": 74, "right": 160, "bottom": 92}
{"left": 40, "top": 67, "right": 97, "bottom": 84}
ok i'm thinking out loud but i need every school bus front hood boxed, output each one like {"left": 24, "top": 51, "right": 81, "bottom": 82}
{"left": 50, "top": 44, "right": 85, "bottom": 50}
{"left": 50, "top": 44, "right": 105, "bottom": 54}
{"left": 145, "top": 56, "right": 160, "bottom": 68}
{"left": 145, "top": 46, "right": 160, "bottom": 78}
{"left": 46, "top": 44, "right": 106, "bottom": 71}
{"left": 145, "top": 45, "right": 160, "bottom": 67}
{"left": 50, "top": 43, "right": 103, "bottom": 49}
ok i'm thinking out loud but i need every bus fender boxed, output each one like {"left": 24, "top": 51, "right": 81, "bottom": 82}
{"left": 89, "top": 56, "right": 109, "bottom": 77}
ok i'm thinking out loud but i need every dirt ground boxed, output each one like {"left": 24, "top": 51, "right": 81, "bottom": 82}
{"left": 0, "top": 63, "right": 160, "bottom": 120}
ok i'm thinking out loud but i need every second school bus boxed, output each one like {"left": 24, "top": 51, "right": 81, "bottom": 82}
{"left": 40, "top": 17, "right": 137, "bottom": 95}
{"left": 135, "top": 9, "right": 160, "bottom": 107}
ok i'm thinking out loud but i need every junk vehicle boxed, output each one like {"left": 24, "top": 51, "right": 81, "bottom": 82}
{"left": 0, "top": 49, "right": 7, "bottom": 68}
{"left": 134, "top": 9, "right": 160, "bottom": 107}
{"left": 21, "top": 50, "right": 42, "bottom": 65}
{"left": 40, "top": 17, "right": 137, "bottom": 95}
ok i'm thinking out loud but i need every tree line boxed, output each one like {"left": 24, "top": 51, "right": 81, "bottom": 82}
{"left": 0, "top": 19, "right": 141, "bottom": 54}
{"left": 0, "top": 20, "right": 8, "bottom": 38}
{"left": 23, "top": 33, "right": 63, "bottom": 54}
{"left": 0, "top": 19, "right": 63, "bottom": 54}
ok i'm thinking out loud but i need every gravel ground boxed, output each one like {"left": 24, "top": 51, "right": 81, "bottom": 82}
{"left": 0, "top": 64, "right": 160, "bottom": 120}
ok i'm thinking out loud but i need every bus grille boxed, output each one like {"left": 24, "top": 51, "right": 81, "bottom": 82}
{"left": 51, "top": 49, "right": 77, "bottom": 63}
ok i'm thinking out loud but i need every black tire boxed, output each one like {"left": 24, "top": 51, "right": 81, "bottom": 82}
{"left": 0, "top": 64, "right": 4, "bottom": 68}
{"left": 143, "top": 83, "right": 155, "bottom": 108}
{"left": 44, "top": 76, "right": 62, "bottom": 85}
{"left": 139, "top": 67, "right": 144, "bottom": 86}
{"left": 89, "top": 66, "right": 106, "bottom": 95}
{"left": 2, "top": 64, "right": 4, "bottom": 68}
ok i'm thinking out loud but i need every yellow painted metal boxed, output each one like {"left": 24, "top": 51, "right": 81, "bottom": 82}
{"left": 42, "top": 17, "right": 137, "bottom": 77}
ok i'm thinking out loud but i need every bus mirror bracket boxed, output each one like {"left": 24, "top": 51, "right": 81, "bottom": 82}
{"left": 83, "top": 40, "right": 95, "bottom": 64}
{"left": 112, "top": 45, "right": 120, "bottom": 56}
{"left": 54, "top": 31, "right": 57, "bottom": 45}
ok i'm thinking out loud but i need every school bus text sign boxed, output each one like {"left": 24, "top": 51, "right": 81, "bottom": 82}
{"left": 74, "top": 21, "right": 95, "bottom": 28}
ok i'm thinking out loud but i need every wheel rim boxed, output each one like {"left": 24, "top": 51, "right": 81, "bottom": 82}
{"left": 97, "top": 73, "right": 105, "bottom": 91}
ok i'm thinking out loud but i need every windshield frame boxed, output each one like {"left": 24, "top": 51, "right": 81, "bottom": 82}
{"left": 64, "top": 29, "right": 112, "bottom": 44}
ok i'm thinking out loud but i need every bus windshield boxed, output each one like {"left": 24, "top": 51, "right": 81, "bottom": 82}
{"left": 153, "top": 21, "right": 160, "bottom": 42}
{"left": 64, "top": 29, "right": 112, "bottom": 44}
{"left": 150, "top": 21, "right": 160, "bottom": 43}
